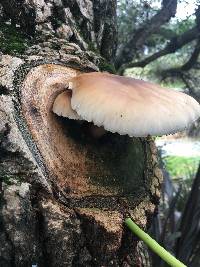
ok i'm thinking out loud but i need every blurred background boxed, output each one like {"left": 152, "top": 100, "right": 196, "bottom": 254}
{"left": 117, "top": 0, "right": 200, "bottom": 266}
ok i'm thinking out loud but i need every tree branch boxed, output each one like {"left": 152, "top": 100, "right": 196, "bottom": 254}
{"left": 118, "top": 5, "right": 200, "bottom": 75}
{"left": 180, "top": 73, "right": 200, "bottom": 100}
{"left": 157, "top": 37, "right": 200, "bottom": 101}
{"left": 115, "top": 0, "right": 178, "bottom": 69}
{"left": 159, "top": 69, "right": 200, "bottom": 101}
{"left": 118, "top": 26, "right": 200, "bottom": 74}
{"left": 181, "top": 40, "right": 200, "bottom": 71}
{"left": 158, "top": 37, "right": 200, "bottom": 77}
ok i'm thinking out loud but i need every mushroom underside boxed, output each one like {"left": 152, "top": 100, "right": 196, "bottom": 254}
{"left": 52, "top": 90, "right": 107, "bottom": 138}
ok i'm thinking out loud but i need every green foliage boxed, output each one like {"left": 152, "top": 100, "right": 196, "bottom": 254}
{"left": 0, "top": 174, "right": 23, "bottom": 186}
{"left": 163, "top": 156, "right": 200, "bottom": 180}
{"left": 0, "top": 23, "right": 30, "bottom": 54}
{"left": 117, "top": 0, "right": 160, "bottom": 45}
{"left": 117, "top": 0, "right": 199, "bottom": 83}
{"left": 169, "top": 17, "right": 195, "bottom": 35}
{"left": 99, "top": 59, "right": 116, "bottom": 73}
{"left": 126, "top": 39, "right": 197, "bottom": 87}
{"left": 163, "top": 155, "right": 200, "bottom": 211}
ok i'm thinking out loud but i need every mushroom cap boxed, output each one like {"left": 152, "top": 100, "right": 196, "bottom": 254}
{"left": 52, "top": 90, "right": 81, "bottom": 120}
{"left": 68, "top": 72, "right": 200, "bottom": 137}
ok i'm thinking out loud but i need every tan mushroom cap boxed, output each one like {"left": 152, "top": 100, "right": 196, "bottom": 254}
{"left": 53, "top": 90, "right": 81, "bottom": 120}
{"left": 68, "top": 72, "right": 200, "bottom": 137}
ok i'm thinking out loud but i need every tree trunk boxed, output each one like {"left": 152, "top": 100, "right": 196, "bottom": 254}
{"left": 0, "top": 1, "right": 163, "bottom": 266}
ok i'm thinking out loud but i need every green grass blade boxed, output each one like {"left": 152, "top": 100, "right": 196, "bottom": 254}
{"left": 125, "top": 218, "right": 187, "bottom": 267}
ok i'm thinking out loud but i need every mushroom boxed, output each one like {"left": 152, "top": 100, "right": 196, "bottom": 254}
{"left": 53, "top": 90, "right": 81, "bottom": 120}
{"left": 52, "top": 72, "right": 200, "bottom": 137}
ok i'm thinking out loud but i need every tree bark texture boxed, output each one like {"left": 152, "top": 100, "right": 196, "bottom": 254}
{"left": 0, "top": 1, "right": 163, "bottom": 266}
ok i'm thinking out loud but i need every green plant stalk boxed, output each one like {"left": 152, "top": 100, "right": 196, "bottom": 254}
{"left": 125, "top": 218, "right": 187, "bottom": 267}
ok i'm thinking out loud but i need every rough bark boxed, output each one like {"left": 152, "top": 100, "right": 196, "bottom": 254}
{"left": 0, "top": 0, "right": 117, "bottom": 63}
{"left": 0, "top": 1, "right": 163, "bottom": 266}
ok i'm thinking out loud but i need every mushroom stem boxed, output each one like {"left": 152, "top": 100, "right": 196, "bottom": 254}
{"left": 88, "top": 125, "right": 106, "bottom": 138}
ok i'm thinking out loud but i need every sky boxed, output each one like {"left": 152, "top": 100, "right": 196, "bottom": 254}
{"left": 150, "top": 0, "right": 198, "bottom": 20}
{"left": 176, "top": 1, "right": 197, "bottom": 19}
